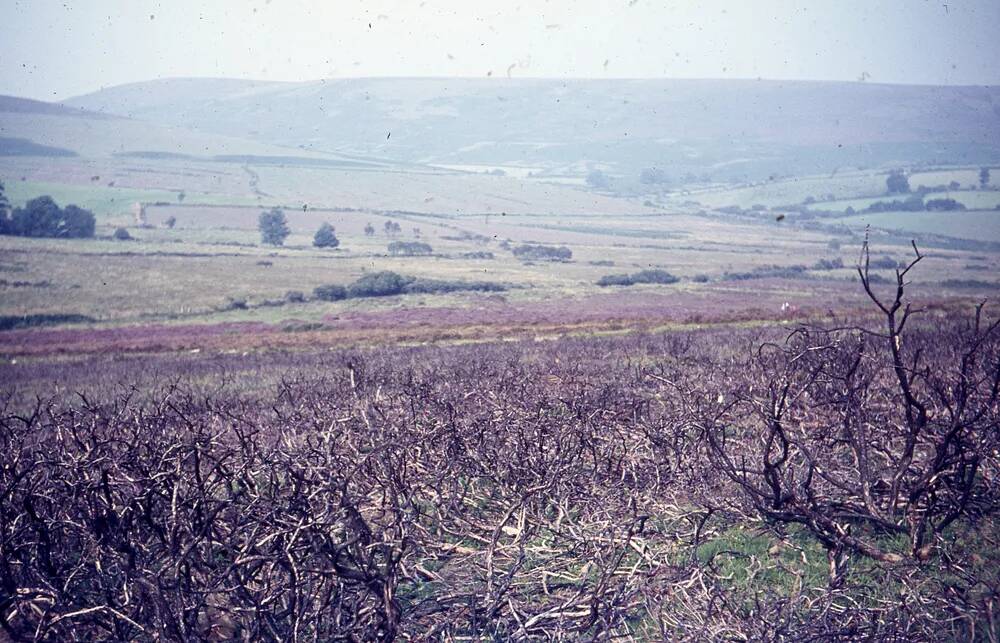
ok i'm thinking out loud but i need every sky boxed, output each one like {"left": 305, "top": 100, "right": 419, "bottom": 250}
{"left": 1, "top": 0, "right": 998, "bottom": 101}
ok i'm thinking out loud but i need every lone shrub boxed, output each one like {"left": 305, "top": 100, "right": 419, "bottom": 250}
{"left": 113, "top": 227, "right": 132, "bottom": 240}
{"left": 313, "top": 223, "right": 340, "bottom": 248}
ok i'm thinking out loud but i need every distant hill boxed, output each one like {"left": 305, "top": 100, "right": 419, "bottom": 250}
{"left": 0, "top": 95, "right": 118, "bottom": 119}
{"left": 64, "top": 77, "right": 1000, "bottom": 181}
{"left": 0, "top": 94, "right": 402, "bottom": 168}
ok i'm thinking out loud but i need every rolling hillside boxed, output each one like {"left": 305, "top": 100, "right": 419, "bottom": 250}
{"left": 0, "top": 94, "right": 395, "bottom": 168}
{"left": 65, "top": 77, "right": 1000, "bottom": 180}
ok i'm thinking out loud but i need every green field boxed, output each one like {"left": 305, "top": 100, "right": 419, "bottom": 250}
{"left": 4, "top": 180, "right": 262, "bottom": 219}
{"left": 837, "top": 210, "right": 1000, "bottom": 243}
{"left": 1, "top": 156, "right": 998, "bottom": 334}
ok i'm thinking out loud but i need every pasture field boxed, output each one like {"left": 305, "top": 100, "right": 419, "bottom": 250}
{"left": 678, "top": 166, "right": 998, "bottom": 210}
{"left": 804, "top": 189, "right": 1000, "bottom": 214}
{"left": 2, "top": 194, "right": 995, "bottom": 337}
{"left": 1, "top": 153, "right": 997, "bottom": 347}
{"left": 837, "top": 209, "right": 1000, "bottom": 243}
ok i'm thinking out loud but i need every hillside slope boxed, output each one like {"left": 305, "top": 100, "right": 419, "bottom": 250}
{"left": 65, "top": 77, "right": 1000, "bottom": 180}
{"left": 0, "top": 94, "right": 396, "bottom": 168}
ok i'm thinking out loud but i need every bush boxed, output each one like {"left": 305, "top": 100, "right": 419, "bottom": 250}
{"left": 113, "top": 227, "right": 132, "bottom": 241}
{"left": 258, "top": 208, "right": 289, "bottom": 246}
{"left": 313, "top": 223, "right": 340, "bottom": 248}
{"left": 387, "top": 241, "right": 433, "bottom": 256}
{"left": 692, "top": 274, "right": 710, "bottom": 283}
{"left": 164, "top": 215, "right": 177, "bottom": 229}
{"left": 631, "top": 269, "right": 679, "bottom": 285}
{"left": 460, "top": 251, "right": 494, "bottom": 260}
{"left": 865, "top": 196, "right": 925, "bottom": 213}
{"left": 940, "top": 278, "right": 997, "bottom": 289}
{"left": 347, "top": 271, "right": 410, "bottom": 298}
{"left": 0, "top": 196, "right": 96, "bottom": 238}
{"left": 284, "top": 290, "right": 306, "bottom": 303}
{"left": 512, "top": 244, "right": 572, "bottom": 262}
{"left": 402, "top": 279, "right": 506, "bottom": 294}
{"left": 313, "top": 284, "right": 347, "bottom": 301}
{"left": 723, "top": 265, "right": 809, "bottom": 281}
{"left": 639, "top": 167, "right": 669, "bottom": 185}
{"left": 868, "top": 255, "right": 899, "bottom": 270}
{"left": 925, "top": 198, "right": 966, "bottom": 211}
{"left": 0, "top": 313, "right": 95, "bottom": 330}
{"left": 597, "top": 274, "right": 635, "bottom": 287}
{"left": 598, "top": 269, "right": 679, "bottom": 287}
{"left": 812, "top": 257, "right": 844, "bottom": 271}
{"left": 585, "top": 169, "right": 610, "bottom": 189}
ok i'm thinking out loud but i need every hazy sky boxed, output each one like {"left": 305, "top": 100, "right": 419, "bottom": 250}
{"left": 1, "top": 0, "right": 998, "bottom": 100}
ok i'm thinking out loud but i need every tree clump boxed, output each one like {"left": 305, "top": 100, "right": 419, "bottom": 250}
{"left": 886, "top": 171, "right": 910, "bottom": 194}
{"left": 925, "top": 198, "right": 966, "bottom": 211}
{"left": 0, "top": 195, "right": 96, "bottom": 238}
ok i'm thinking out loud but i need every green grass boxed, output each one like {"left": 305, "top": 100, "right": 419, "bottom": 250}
{"left": 4, "top": 180, "right": 261, "bottom": 219}
{"left": 837, "top": 210, "right": 1000, "bottom": 242}
{"left": 807, "top": 190, "right": 1000, "bottom": 214}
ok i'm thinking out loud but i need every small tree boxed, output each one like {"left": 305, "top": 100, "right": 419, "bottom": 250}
{"left": 586, "top": 169, "right": 610, "bottom": 189}
{"left": 63, "top": 205, "right": 96, "bottom": 238}
{"left": 164, "top": 215, "right": 177, "bottom": 229}
{"left": 364, "top": 223, "right": 375, "bottom": 237}
{"left": 258, "top": 208, "right": 289, "bottom": 246}
{"left": 639, "top": 167, "right": 669, "bottom": 185}
{"left": 981, "top": 167, "right": 991, "bottom": 189}
{"left": 313, "top": 222, "right": 340, "bottom": 248}
{"left": 177, "top": 191, "right": 186, "bottom": 203}
{"left": 383, "top": 220, "right": 401, "bottom": 236}
{"left": 886, "top": 171, "right": 910, "bottom": 194}
{"left": 113, "top": 227, "right": 132, "bottom": 241}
